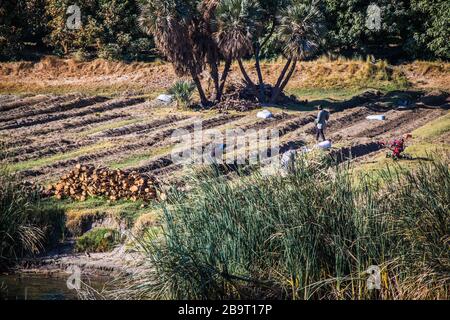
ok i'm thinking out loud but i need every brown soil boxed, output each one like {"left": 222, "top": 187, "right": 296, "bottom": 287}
{"left": 0, "top": 56, "right": 448, "bottom": 186}
{"left": 1, "top": 90, "right": 447, "bottom": 184}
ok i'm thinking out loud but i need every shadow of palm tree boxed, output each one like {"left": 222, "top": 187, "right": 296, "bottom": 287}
{"left": 275, "top": 89, "right": 449, "bottom": 113}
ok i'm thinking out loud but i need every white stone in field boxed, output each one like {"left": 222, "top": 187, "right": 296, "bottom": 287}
{"left": 156, "top": 94, "right": 174, "bottom": 104}
{"left": 366, "top": 115, "right": 386, "bottom": 121}
{"left": 257, "top": 110, "right": 273, "bottom": 119}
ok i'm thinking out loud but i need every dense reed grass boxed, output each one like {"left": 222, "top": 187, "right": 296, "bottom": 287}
{"left": 115, "top": 154, "right": 449, "bottom": 300}
{"left": 0, "top": 165, "right": 65, "bottom": 270}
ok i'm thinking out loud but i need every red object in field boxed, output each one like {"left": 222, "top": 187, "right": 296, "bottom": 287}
{"left": 379, "top": 134, "right": 412, "bottom": 159}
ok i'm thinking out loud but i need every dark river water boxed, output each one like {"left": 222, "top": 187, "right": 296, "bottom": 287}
{"left": 0, "top": 273, "right": 110, "bottom": 300}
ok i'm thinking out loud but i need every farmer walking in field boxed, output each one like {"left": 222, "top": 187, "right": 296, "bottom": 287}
{"left": 315, "top": 105, "right": 330, "bottom": 142}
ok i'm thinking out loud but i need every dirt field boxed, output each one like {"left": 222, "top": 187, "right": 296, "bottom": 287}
{"left": 1, "top": 89, "right": 448, "bottom": 187}
{"left": 1, "top": 57, "right": 449, "bottom": 187}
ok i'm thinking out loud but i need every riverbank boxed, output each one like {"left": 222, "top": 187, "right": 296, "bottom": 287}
{"left": 18, "top": 241, "right": 144, "bottom": 277}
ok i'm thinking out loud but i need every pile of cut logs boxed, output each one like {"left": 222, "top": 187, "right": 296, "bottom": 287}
{"left": 46, "top": 164, "right": 158, "bottom": 202}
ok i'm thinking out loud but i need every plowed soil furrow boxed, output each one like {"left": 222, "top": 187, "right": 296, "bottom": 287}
{"left": 1, "top": 137, "right": 33, "bottom": 150}
{"left": 227, "top": 113, "right": 299, "bottom": 133}
{"left": 385, "top": 109, "right": 447, "bottom": 137}
{"left": 0, "top": 95, "right": 54, "bottom": 112}
{"left": 23, "top": 113, "right": 127, "bottom": 137}
{"left": 152, "top": 163, "right": 183, "bottom": 177}
{"left": 94, "top": 115, "right": 190, "bottom": 138}
{"left": 96, "top": 114, "right": 245, "bottom": 165}
{"left": 0, "top": 94, "right": 81, "bottom": 120}
{"left": 130, "top": 114, "right": 305, "bottom": 175}
{"left": 7, "top": 115, "right": 194, "bottom": 162}
{"left": 130, "top": 157, "right": 174, "bottom": 174}
{"left": 7, "top": 139, "right": 96, "bottom": 163}
{"left": 0, "top": 98, "right": 144, "bottom": 131}
{"left": 4, "top": 100, "right": 155, "bottom": 138}
{"left": 18, "top": 114, "right": 244, "bottom": 180}
{"left": 355, "top": 108, "right": 434, "bottom": 138}
{"left": 330, "top": 142, "right": 383, "bottom": 163}
{"left": 0, "top": 94, "right": 80, "bottom": 115}
{"left": 0, "top": 95, "right": 19, "bottom": 104}
{"left": 0, "top": 96, "right": 108, "bottom": 124}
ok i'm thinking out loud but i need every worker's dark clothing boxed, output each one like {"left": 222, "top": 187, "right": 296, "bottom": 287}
{"left": 315, "top": 110, "right": 330, "bottom": 142}
{"left": 316, "top": 127, "right": 326, "bottom": 142}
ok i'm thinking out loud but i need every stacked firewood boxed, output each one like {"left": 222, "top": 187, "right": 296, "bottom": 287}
{"left": 47, "top": 164, "right": 158, "bottom": 202}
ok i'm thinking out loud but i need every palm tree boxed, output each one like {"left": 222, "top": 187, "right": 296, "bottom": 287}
{"left": 139, "top": 0, "right": 210, "bottom": 106}
{"left": 270, "top": 0, "right": 325, "bottom": 102}
{"left": 139, "top": 0, "right": 325, "bottom": 107}
{"left": 214, "top": 0, "right": 262, "bottom": 97}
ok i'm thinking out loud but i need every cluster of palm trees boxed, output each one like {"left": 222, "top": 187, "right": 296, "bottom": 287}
{"left": 139, "top": 0, "right": 325, "bottom": 106}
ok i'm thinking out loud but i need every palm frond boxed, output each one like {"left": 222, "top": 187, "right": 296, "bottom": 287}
{"left": 214, "top": 0, "right": 263, "bottom": 58}
{"left": 277, "top": 0, "right": 326, "bottom": 60}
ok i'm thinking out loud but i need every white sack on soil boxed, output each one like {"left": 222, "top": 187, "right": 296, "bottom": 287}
{"left": 317, "top": 140, "right": 332, "bottom": 150}
{"left": 366, "top": 115, "right": 386, "bottom": 121}
{"left": 156, "top": 94, "right": 174, "bottom": 104}
{"left": 257, "top": 110, "right": 273, "bottom": 119}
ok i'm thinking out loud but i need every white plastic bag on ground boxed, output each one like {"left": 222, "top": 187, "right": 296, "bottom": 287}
{"left": 156, "top": 94, "right": 174, "bottom": 104}
{"left": 366, "top": 115, "right": 386, "bottom": 121}
{"left": 257, "top": 110, "right": 273, "bottom": 119}
{"left": 317, "top": 140, "right": 332, "bottom": 150}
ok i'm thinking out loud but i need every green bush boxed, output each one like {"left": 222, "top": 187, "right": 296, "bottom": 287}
{"left": 126, "top": 157, "right": 449, "bottom": 300}
{"left": 98, "top": 43, "right": 122, "bottom": 61}
{"left": 75, "top": 228, "right": 120, "bottom": 253}
{"left": 0, "top": 166, "right": 65, "bottom": 270}
{"left": 168, "top": 80, "right": 196, "bottom": 108}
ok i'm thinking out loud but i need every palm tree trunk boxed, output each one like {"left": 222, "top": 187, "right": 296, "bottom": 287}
{"left": 207, "top": 54, "right": 220, "bottom": 102}
{"left": 191, "top": 72, "right": 209, "bottom": 107}
{"left": 216, "top": 57, "right": 232, "bottom": 102}
{"left": 237, "top": 59, "right": 255, "bottom": 87}
{"left": 271, "top": 58, "right": 292, "bottom": 99}
{"left": 271, "top": 59, "right": 297, "bottom": 103}
{"left": 279, "top": 59, "right": 297, "bottom": 92}
{"left": 254, "top": 44, "right": 266, "bottom": 103}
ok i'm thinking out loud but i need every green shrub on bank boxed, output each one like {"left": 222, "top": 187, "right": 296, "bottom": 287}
{"left": 0, "top": 167, "right": 65, "bottom": 270}
{"left": 124, "top": 157, "right": 449, "bottom": 300}
{"left": 75, "top": 228, "right": 120, "bottom": 253}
